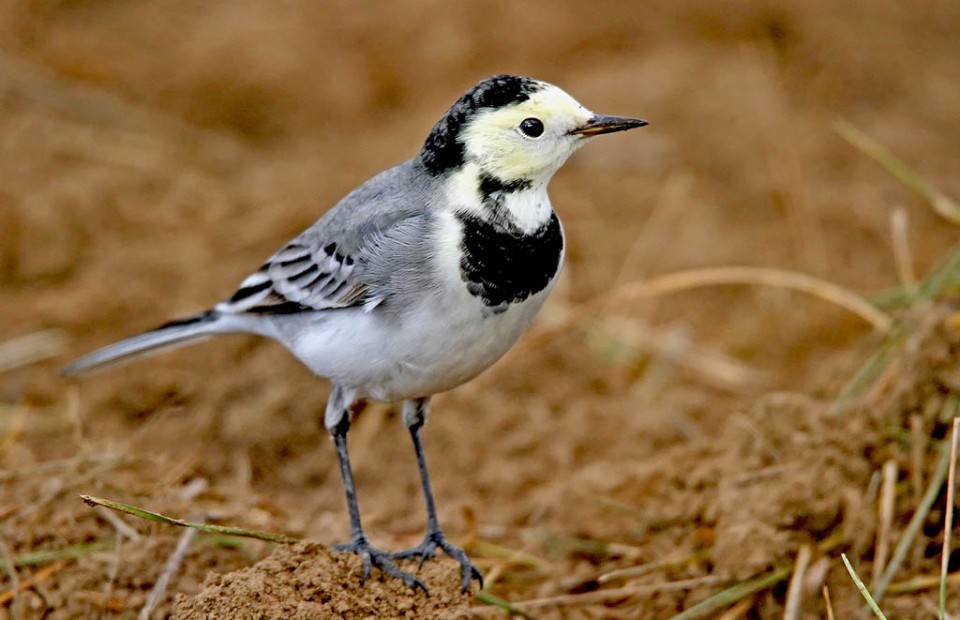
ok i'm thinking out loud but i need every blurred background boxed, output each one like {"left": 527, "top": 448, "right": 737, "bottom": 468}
{"left": 2, "top": 0, "right": 959, "bottom": 617}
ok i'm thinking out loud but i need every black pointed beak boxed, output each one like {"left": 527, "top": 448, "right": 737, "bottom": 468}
{"left": 569, "top": 115, "right": 648, "bottom": 137}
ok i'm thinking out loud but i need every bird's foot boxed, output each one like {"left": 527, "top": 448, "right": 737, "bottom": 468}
{"left": 391, "top": 529, "right": 483, "bottom": 593}
{"left": 333, "top": 536, "right": 428, "bottom": 593}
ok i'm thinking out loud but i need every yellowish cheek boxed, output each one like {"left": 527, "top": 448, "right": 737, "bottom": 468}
{"left": 482, "top": 135, "right": 542, "bottom": 178}
{"left": 491, "top": 150, "right": 528, "bottom": 177}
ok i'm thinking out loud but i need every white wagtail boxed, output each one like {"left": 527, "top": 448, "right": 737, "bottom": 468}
{"left": 64, "top": 75, "right": 647, "bottom": 593}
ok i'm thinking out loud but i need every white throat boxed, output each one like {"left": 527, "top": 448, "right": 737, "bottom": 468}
{"left": 495, "top": 188, "right": 552, "bottom": 232}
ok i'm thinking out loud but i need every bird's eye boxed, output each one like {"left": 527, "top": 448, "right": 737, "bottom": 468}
{"left": 519, "top": 117, "right": 544, "bottom": 138}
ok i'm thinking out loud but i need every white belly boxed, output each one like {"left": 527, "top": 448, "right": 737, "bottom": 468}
{"left": 270, "top": 284, "right": 554, "bottom": 402}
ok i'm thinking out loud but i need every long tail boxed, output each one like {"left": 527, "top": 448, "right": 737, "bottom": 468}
{"left": 62, "top": 310, "right": 224, "bottom": 377}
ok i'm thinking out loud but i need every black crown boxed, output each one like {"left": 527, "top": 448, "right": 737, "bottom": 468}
{"left": 419, "top": 75, "right": 543, "bottom": 176}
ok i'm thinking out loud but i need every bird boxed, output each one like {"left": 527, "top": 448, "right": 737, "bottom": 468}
{"left": 63, "top": 74, "right": 647, "bottom": 593}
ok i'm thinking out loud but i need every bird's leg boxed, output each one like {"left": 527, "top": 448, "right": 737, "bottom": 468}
{"left": 327, "top": 387, "right": 426, "bottom": 592}
{"left": 391, "top": 397, "right": 483, "bottom": 593}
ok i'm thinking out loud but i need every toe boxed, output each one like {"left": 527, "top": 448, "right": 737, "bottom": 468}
{"left": 333, "top": 539, "right": 428, "bottom": 593}
{"left": 459, "top": 563, "right": 483, "bottom": 593}
{"left": 360, "top": 553, "right": 372, "bottom": 582}
{"left": 409, "top": 575, "right": 429, "bottom": 594}
{"left": 471, "top": 565, "right": 484, "bottom": 591}
{"left": 375, "top": 557, "right": 429, "bottom": 594}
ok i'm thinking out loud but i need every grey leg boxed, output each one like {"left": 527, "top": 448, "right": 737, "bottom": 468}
{"left": 391, "top": 397, "right": 483, "bottom": 593}
{"left": 327, "top": 386, "right": 426, "bottom": 592}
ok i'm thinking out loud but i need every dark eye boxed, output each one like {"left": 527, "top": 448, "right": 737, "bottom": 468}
{"left": 519, "top": 117, "right": 544, "bottom": 138}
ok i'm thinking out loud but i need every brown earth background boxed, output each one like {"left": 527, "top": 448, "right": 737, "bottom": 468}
{"left": 2, "top": 1, "right": 960, "bottom": 618}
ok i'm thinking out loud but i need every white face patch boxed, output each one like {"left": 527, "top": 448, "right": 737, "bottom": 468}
{"left": 460, "top": 84, "right": 594, "bottom": 183}
{"left": 443, "top": 162, "right": 486, "bottom": 215}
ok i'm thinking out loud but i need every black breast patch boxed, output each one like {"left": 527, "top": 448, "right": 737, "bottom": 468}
{"left": 457, "top": 211, "right": 564, "bottom": 310}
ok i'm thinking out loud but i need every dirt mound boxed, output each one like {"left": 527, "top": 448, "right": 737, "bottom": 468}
{"left": 175, "top": 542, "right": 470, "bottom": 619}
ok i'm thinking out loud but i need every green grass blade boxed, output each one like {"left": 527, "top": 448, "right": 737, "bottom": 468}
{"left": 0, "top": 540, "right": 115, "bottom": 569}
{"left": 831, "top": 338, "right": 898, "bottom": 413}
{"left": 872, "top": 397, "right": 958, "bottom": 603}
{"left": 842, "top": 554, "right": 887, "bottom": 619}
{"left": 834, "top": 121, "right": 960, "bottom": 225}
{"left": 80, "top": 495, "right": 299, "bottom": 544}
{"left": 872, "top": 243, "right": 960, "bottom": 310}
{"left": 666, "top": 564, "right": 793, "bottom": 620}
{"left": 916, "top": 244, "right": 960, "bottom": 303}
{"left": 475, "top": 591, "right": 539, "bottom": 620}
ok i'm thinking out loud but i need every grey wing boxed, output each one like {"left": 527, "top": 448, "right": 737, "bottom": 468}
{"left": 216, "top": 237, "right": 374, "bottom": 314}
{"left": 215, "top": 216, "right": 434, "bottom": 316}
{"left": 216, "top": 161, "right": 437, "bottom": 316}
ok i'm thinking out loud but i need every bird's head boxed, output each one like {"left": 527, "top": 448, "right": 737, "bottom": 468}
{"left": 418, "top": 75, "right": 647, "bottom": 185}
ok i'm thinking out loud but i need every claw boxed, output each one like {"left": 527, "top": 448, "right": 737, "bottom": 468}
{"left": 333, "top": 538, "right": 428, "bottom": 593}
{"left": 390, "top": 530, "right": 483, "bottom": 594}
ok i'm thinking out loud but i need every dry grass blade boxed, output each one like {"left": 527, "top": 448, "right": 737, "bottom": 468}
{"left": 597, "top": 550, "right": 707, "bottom": 584}
{"left": 140, "top": 526, "right": 197, "bottom": 620}
{"left": 716, "top": 598, "right": 753, "bottom": 620}
{"left": 80, "top": 495, "right": 298, "bottom": 544}
{"left": 783, "top": 545, "right": 811, "bottom": 620}
{"left": 888, "top": 571, "right": 960, "bottom": 594}
{"left": 841, "top": 554, "right": 887, "bottom": 620}
{"left": 0, "top": 560, "right": 68, "bottom": 606}
{"left": 890, "top": 208, "right": 918, "bottom": 294}
{"left": 616, "top": 267, "right": 892, "bottom": 332}
{"left": 873, "top": 399, "right": 957, "bottom": 603}
{"left": 94, "top": 506, "right": 142, "bottom": 541}
{"left": 834, "top": 120, "right": 960, "bottom": 225}
{"left": 872, "top": 460, "right": 897, "bottom": 588}
{"left": 511, "top": 576, "right": 727, "bottom": 609}
{"left": 667, "top": 565, "right": 793, "bottom": 620}
{"left": 940, "top": 417, "right": 959, "bottom": 619}
{"left": 823, "top": 585, "right": 835, "bottom": 620}
{"left": 595, "top": 317, "right": 768, "bottom": 391}
{"left": 529, "top": 265, "right": 893, "bottom": 351}
{"left": 0, "top": 330, "right": 67, "bottom": 374}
